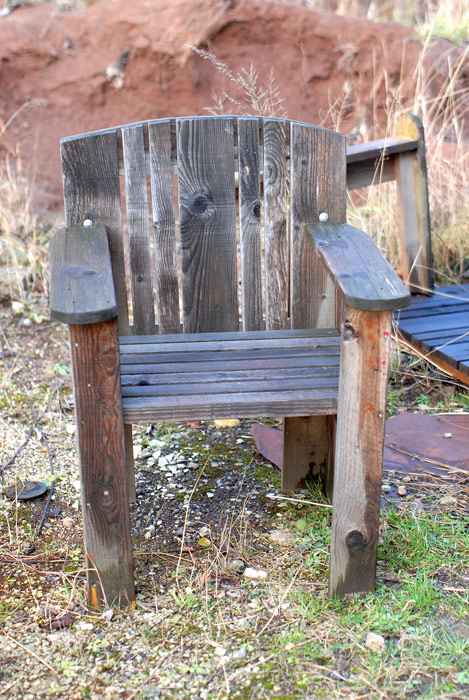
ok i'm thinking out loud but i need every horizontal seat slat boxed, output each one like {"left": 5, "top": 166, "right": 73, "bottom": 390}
{"left": 121, "top": 364, "right": 339, "bottom": 385}
{"left": 119, "top": 328, "right": 339, "bottom": 344}
{"left": 122, "top": 389, "right": 338, "bottom": 423}
{"left": 120, "top": 336, "right": 339, "bottom": 355}
{"left": 122, "top": 375, "right": 338, "bottom": 398}
{"left": 122, "top": 355, "right": 340, "bottom": 374}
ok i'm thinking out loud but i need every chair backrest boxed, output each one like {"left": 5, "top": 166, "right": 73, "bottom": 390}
{"left": 61, "top": 116, "right": 346, "bottom": 336}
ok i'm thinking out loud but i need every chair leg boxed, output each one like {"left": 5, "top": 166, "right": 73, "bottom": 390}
{"left": 125, "top": 424, "right": 136, "bottom": 504}
{"left": 69, "top": 319, "right": 135, "bottom": 609}
{"left": 282, "top": 416, "right": 334, "bottom": 492}
{"left": 329, "top": 307, "right": 391, "bottom": 598}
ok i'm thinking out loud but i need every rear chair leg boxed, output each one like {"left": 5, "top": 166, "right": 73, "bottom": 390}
{"left": 125, "top": 424, "right": 136, "bottom": 504}
{"left": 282, "top": 416, "right": 335, "bottom": 493}
{"left": 69, "top": 319, "right": 135, "bottom": 609}
{"left": 329, "top": 307, "right": 391, "bottom": 597}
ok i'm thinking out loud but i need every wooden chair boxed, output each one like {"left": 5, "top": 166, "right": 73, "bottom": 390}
{"left": 50, "top": 116, "right": 410, "bottom": 608}
{"left": 347, "top": 114, "right": 469, "bottom": 384}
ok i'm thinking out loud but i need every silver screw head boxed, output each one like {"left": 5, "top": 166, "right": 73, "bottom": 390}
{"left": 83, "top": 219, "right": 93, "bottom": 227}
{"left": 319, "top": 212, "right": 329, "bottom": 223}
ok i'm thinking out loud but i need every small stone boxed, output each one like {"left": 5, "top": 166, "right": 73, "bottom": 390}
{"left": 79, "top": 622, "right": 94, "bottom": 631}
{"left": 269, "top": 530, "right": 296, "bottom": 545}
{"left": 62, "top": 517, "right": 75, "bottom": 528}
{"left": 214, "top": 646, "right": 227, "bottom": 656}
{"left": 365, "top": 631, "right": 386, "bottom": 654}
{"left": 403, "top": 476, "right": 412, "bottom": 483}
{"left": 381, "top": 484, "right": 391, "bottom": 493}
{"left": 439, "top": 495, "right": 457, "bottom": 506}
{"left": 243, "top": 567, "right": 268, "bottom": 580}
{"left": 442, "top": 432, "right": 452, "bottom": 438}
{"left": 397, "top": 486, "right": 407, "bottom": 496}
{"left": 66, "top": 423, "right": 76, "bottom": 435}
{"left": 226, "top": 559, "right": 245, "bottom": 573}
{"left": 213, "top": 419, "right": 240, "bottom": 428}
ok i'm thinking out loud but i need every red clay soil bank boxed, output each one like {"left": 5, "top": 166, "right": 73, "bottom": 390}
{"left": 0, "top": 0, "right": 465, "bottom": 210}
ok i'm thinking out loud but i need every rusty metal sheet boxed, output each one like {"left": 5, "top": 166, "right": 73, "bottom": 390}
{"left": 252, "top": 413, "right": 469, "bottom": 477}
{"left": 384, "top": 412, "right": 469, "bottom": 476}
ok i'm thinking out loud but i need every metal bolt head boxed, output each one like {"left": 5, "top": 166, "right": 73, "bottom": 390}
{"left": 83, "top": 219, "right": 93, "bottom": 227}
{"left": 319, "top": 212, "right": 329, "bottom": 223}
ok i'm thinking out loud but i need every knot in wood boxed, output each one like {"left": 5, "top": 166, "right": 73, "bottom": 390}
{"left": 252, "top": 200, "right": 261, "bottom": 219}
{"left": 345, "top": 529, "right": 367, "bottom": 550}
{"left": 191, "top": 193, "right": 212, "bottom": 215}
{"left": 343, "top": 321, "right": 356, "bottom": 340}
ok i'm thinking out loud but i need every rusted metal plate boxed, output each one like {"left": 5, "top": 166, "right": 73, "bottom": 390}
{"left": 384, "top": 413, "right": 469, "bottom": 476}
{"left": 252, "top": 413, "right": 469, "bottom": 477}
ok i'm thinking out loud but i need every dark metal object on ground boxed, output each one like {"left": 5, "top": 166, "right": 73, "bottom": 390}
{"left": 3, "top": 480, "right": 48, "bottom": 500}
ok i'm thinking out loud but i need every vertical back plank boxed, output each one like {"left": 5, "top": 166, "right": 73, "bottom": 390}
{"left": 122, "top": 124, "right": 156, "bottom": 334}
{"left": 264, "top": 119, "right": 289, "bottom": 330}
{"left": 177, "top": 117, "right": 238, "bottom": 333}
{"left": 396, "top": 114, "right": 433, "bottom": 294}
{"left": 61, "top": 131, "right": 129, "bottom": 334}
{"left": 290, "top": 124, "right": 346, "bottom": 329}
{"left": 149, "top": 120, "right": 181, "bottom": 334}
{"left": 238, "top": 117, "right": 263, "bottom": 330}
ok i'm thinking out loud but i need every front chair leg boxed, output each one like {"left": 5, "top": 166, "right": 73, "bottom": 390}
{"left": 70, "top": 319, "right": 135, "bottom": 609}
{"left": 329, "top": 307, "right": 391, "bottom": 597}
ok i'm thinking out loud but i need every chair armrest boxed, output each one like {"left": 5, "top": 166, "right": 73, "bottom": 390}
{"left": 309, "top": 223, "right": 410, "bottom": 311}
{"left": 49, "top": 224, "right": 118, "bottom": 325}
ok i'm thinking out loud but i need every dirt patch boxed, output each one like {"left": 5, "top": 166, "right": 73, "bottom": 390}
{"left": 0, "top": 0, "right": 466, "bottom": 211}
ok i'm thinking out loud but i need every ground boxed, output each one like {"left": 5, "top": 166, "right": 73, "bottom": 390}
{"left": 0, "top": 296, "right": 468, "bottom": 699}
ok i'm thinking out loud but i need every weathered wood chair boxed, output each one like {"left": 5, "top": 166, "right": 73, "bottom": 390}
{"left": 50, "top": 116, "right": 410, "bottom": 608}
{"left": 347, "top": 113, "right": 469, "bottom": 383}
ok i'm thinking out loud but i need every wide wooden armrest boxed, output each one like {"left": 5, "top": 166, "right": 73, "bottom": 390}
{"left": 310, "top": 222, "right": 410, "bottom": 311}
{"left": 50, "top": 224, "right": 118, "bottom": 325}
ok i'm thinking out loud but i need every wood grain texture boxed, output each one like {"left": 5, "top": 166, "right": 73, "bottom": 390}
{"left": 61, "top": 131, "right": 129, "bottom": 333}
{"left": 50, "top": 225, "right": 117, "bottom": 325}
{"left": 329, "top": 308, "right": 391, "bottom": 597}
{"left": 395, "top": 114, "right": 434, "bottom": 294}
{"left": 310, "top": 223, "right": 411, "bottom": 310}
{"left": 122, "top": 124, "right": 156, "bottom": 334}
{"left": 123, "top": 390, "right": 338, "bottom": 423}
{"left": 177, "top": 117, "right": 238, "bottom": 333}
{"left": 149, "top": 120, "right": 181, "bottom": 334}
{"left": 282, "top": 416, "right": 334, "bottom": 491}
{"left": 263, "top": 119, "right": 289, "bottom": 330}
{"left": 290, "top": 123, "right": 346, "bottom": 329}
{"left": 238, "top": 117, "right": 263, "bottom": 330}
{"left": 69, "top": 319, "right": 134, "bottom": 608}
{"left": 124, "top": 424, "right": 136, "bottom": 504}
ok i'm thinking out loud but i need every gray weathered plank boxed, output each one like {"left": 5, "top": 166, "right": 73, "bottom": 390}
{"left": 290, "top": 124, "right": 346, "bottom": 329}
{"left": 121, "top": 364, "right": 340, "bottom": 386}
{"left": 69, "top": 319, "right": 134, "bottom": 608}
{"left": 119, "top": 335, "right": 341, "bottom": 354}
{"left": 50, "top": 225, "right": 117, "bottom": 325}
{"left": 263, "top": 119, "right": 289, "bottom": 330}
{"left": 177, "top": 117, "right": 238, "bottom": 333}
{"left": 119, "top": 327, "right": 339, "bottom": 344}
{"left": 122, "top": 375, "right": 338, "bottom": 397}
{"left": 238, "top": 117, "right": 263, "bottom": 330}
{"left": 61, "top": 130, "right": 129, "bottom": 333}
{"left": 149, "top": 120, "right": 181, "bottom": 334}
{"left": 122, "top": 124, "right": 156, "bottom": 334}
{"left": 395, "top": 114, "right": 434, "bottom": 293}
{"left": 310, "top": 223, "right": 411, "bottom": 310}
{"left": 123, "top": 389, "right": 338, "bottom": 423}
{"left": 329, "top": 308, "right": 391, "bottom": 597}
